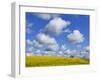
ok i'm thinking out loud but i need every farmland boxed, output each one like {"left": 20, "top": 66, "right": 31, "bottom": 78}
{"left": 26, "top": 56, "right": 89, "bottom": 67}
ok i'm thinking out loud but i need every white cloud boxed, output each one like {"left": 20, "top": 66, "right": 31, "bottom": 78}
{"left": 45, "top": 17, "right": 71, "bottom": 35}
{"left": 62, "top": 49, "right": 75, "bottom": 57}
{"left": 26, "top": 28, "right": 32, "bottom": 34}
{"left": 43, "top": 51, "right": 56, "bottom": 56}
{"left": 80, "top": 51, "right": 88, "bottom": 54}
{"left": 35, "top": 50, "right": 41, "bottom": 54}
{"left": 58, "top": 51, "right": 63, "bottom": 55}
{"left": 26, "top": 22, "right": 33, "bottom": 34}
{"left": 80, "top": 50, "right": 89, "bottom": 59}
{"left": 37, "top": 13, "right": 51, "bottom": 20}
{"left": 48, "top": 44, "right": 59, "bottom": 51}
{"left": 33, "top": 40, "right": 43, "bottom": 48}
{"left": 28, "top": 47, "right": 34, "bottom": 52}
{"left": 63, "top": 29, "right": 72, "bottom": 33}
{"left": 85, "top": 46, "right": 89, "bottom": 51}
{"left": 35, "top": 13, "right": 59, "bottom": 20}
{"left": 64, "top": 49, "right": 79, "bottom": 55}
{"left": 64, "top": 49, "right": 72, "bottom": 54}
{"left": 26, "top": 53, "right": 33, "bottom": 56}
{"left": 26, "top": 22, "right": 33, "bottom": 27}
{"left": 67, "top": 30, "right": 84, "bottom": 44}
{"left": 61, "top": 44, "right": 67, "bottom": 51}
{"left": 36, "top": 33, "right": 57, "bottom": 45}
{"left": 36, "top": 33, "right": 59, "bottom": 51}
{"left": 26, "top": 39, "right": 33, "bottom": 45}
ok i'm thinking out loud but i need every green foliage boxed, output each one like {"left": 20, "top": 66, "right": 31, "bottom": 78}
{"left": 26, "top": 56, "right": 89, "bottom": 67}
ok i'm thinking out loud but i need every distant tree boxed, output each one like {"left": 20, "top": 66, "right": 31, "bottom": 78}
{"left": 70, "top": 55, "right": 74, "bottom": 58}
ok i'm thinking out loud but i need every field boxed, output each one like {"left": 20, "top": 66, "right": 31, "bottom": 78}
{"left": 26, "top": 56, "right": 89, "bottom": 67}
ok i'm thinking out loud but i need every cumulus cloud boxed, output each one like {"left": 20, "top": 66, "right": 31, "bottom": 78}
{"left": 80, "top": 50, "right": 89, "bottom": 59}
{"left": 26, "top": 39, "right": 43, "bottom": 53}
{"left": 63, "top": 29, "right": 72, "bottom": 33}
{"left": 27, "top": 46, "right": 34, "bottom": 52}
{"left": 35, "top": 50, "right": 41, "bottom": 54}
{"left": 44, "top": 17, "right": 71, "bottom": 35}
{"left": 33, "top": 40, "right": 43, "bottom": 48}
{"left": 26, "top": 22, "right": 33, "bottom": 27}
{"left": 61, "top": 44, "right": 67, "bottom": 51}
{"left": 35, "top": 13, "right": 59, "bottom": 20}
{"left": 62, "top": 49, "right": 77, "bottom": 57}
{"left": 64, "top": 49, "right": 72, "bottom": 54}
{"left": 67, "top": 30, "right": 84, "bottom": 44}
{"left": 57, "top": 51, "right": 64, "bottom": 56}
{"left": 26, "top": 28, "right": 32, "bottom": 34}
{"left": 36, "top": 33, "right": 57, "bottom": 45}
{"left": 26, "top": 39, "right": 33, "bottom": 46}
{"left": 26, "top": 53, "right": 33, "bottom": 56}
{"left": 36, "top": 33, "right": 59, "bottom": 51}
{"left": 43, "top": 51, "right": 56, "bottom": 56}
{"left": 66, "top": 50, "right": 77, "bottom": 55}
{"left": 85, "top": 46, "right": 89, "bottom": 51}
{"left": 26, "top": 22, "right": 33, "bottom": 34}
{"left": 47, "top": 44, "right": 59, "bottom": 51}
{"left": 61, "top": 48, "right": 88, "bottom": 58}
{"left": 30, "top": 17, "right": 71, "bottom": 53}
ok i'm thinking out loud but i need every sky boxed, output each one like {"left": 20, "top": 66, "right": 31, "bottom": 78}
{"left": 25, "top": 12, "right": 90, "bottom": 58}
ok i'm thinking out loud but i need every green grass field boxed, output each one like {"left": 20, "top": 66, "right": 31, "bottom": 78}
{"left": 26, "top": 56, "right": 89, "bottom": 67}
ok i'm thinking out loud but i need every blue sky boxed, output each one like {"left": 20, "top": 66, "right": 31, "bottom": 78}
{"left": 25, "top": 12, "right": 89, "bottom": 58}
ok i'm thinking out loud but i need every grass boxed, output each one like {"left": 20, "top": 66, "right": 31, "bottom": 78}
{"left": 26, "top": 56, "right": 90, "bottom": 67}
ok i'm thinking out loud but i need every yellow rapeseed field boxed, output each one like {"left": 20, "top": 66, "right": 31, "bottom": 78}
{"left": 26, "top": 56, "right": 89, "bottom": 67}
